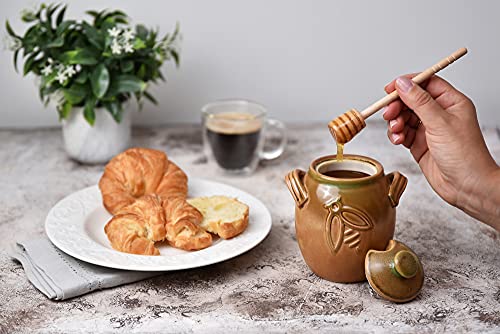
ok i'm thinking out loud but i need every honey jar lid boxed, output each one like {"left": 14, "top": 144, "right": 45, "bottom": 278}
{"left": 365, "top": 240, "right": 424, "bottom": 303}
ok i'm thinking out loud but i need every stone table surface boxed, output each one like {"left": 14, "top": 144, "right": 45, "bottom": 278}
{"left": 0, "top": 122, "right": 499, "bottom": 334}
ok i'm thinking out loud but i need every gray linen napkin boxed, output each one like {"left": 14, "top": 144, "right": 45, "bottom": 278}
{"left": 10, "top": 238, "right": 161, "bottom": 300}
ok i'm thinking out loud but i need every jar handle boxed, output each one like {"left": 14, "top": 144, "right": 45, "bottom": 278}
{"left": 285, "top": 169, "right": 308, "bottom": 208}
{"left": 387, "top": 171, "right": 408, "bottom": 207}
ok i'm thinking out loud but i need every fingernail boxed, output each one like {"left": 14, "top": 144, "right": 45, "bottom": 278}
{"left": 396, "top": 76, "right": 413, "bottom": 93}
{"left": 389, "top": 119, "right": 397, "bottom": 129}
{"left": 381, "top": 106, "right": 388, "bottom": 117}
{"left": 391, "top": 133, "right": 401, "bottom": 143}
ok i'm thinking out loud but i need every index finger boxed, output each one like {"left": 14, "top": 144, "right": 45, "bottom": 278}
{"left": 384, "top": 73, "right": 418, "bottom": 93}
{"left": 384, "top": 73, "right": 448, "bottom": 98}
{"left": 385, "top": 74, "right": 466, "bottom": 110}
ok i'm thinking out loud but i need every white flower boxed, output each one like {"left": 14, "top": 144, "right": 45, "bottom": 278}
{"left": 41, "top": 64, "right": 53, "bottom": 76}
{"left": 64, "top": 65, "right": 76, "bottom": 77}
{"left": 48, "top": 57, "right": 53, "bottom": 64}
{"left": 75, "top": 64, "right": 81, "bottom": 72}
{"left": 123, "top": 28, "right": 135, "bottom": 41}
{"left": 55, "top": 71, "right": 67, "bottom": 84}
{"left": 111, "top": 40, "right": 122, "bottom": 55}
{"left": 108, "top": 27, "right": 121, "bottom": 38}
{"left": 123, "top": 42, "right": 134, "bottom": 53}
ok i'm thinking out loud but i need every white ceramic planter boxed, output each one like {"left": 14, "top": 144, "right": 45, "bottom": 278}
{"left": 62, "top": 106, "right": 131, "bottom": 164}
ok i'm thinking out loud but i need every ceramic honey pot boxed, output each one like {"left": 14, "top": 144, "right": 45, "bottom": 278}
{"left": 285, "top": 154, "right": 409, "bottom": 283}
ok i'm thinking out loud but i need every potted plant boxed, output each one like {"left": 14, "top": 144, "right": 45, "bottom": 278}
{"left": 5, "top": 3, "right": 181, "bottom": 163}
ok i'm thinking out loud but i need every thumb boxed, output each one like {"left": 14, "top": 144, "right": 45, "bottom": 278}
{"left": 395, "top": 76, "right": 447, "bottom": 126}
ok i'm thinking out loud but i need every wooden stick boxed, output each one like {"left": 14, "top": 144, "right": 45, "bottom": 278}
{"left": 328, "top": 47, "right": 468, "bottom": 144}
{"left": 359, "top": 47, "right": 468, "bottom": 119}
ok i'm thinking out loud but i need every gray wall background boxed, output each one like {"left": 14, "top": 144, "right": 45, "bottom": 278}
{"left": 1, "top": 0, "right": 499, "bottom": 128}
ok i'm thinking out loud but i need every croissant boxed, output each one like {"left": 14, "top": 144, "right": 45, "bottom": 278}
{"left": 104, "top": 194, "right": 166, "bottom": 256}
{"left": 162, "top": 196, "right": 212, "bottom": 250}
{"left": 99, "top": 147, "right": 196, "bottom": 214}
{"left": 100, "top": 148, "right": 212, "bottom": 254}
{"left": 99, "top": 148, "right": 169, "bottom": 215}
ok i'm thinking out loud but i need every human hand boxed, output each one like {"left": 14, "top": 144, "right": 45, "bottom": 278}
{"left": 383, "top": 74, "right": 499, "bottom": 228}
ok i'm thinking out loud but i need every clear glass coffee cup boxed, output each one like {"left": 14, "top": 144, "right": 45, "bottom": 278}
{"left": 201, "top": 99, "right": 287, "bottom": 175}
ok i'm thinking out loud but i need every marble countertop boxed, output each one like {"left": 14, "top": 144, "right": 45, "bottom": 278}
{"left": 0, "top": 122, "right": 499, "bottom": 333}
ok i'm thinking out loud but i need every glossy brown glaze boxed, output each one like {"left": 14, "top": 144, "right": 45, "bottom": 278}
{"left": 285, "top": 154, "right": 407, "bottom": 283}
{"left": 365, "top": 240, "right": 424, "bottom": 303}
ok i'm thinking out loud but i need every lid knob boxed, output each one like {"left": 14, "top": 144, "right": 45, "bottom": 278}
{"left": 393, "top": 250, "right": 418, "bottom": 279}
{"left": 365, "top": 240, "right": 424, "bottom": 303}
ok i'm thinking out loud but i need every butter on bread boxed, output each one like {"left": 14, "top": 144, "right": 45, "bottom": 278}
{"left": 187, "top": 196, "right": 249, "bottom": 239}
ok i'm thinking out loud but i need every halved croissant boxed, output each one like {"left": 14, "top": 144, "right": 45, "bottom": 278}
{"left": 104, "top": 194, "right": 166, "bottom": 256}
{"left": 187, "top": 196, "right": 249, "bottom": 239}
{"left": 162, "top": 197, "right": 212, "bottom": 251}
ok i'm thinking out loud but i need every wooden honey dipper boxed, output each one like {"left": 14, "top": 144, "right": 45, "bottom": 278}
{"left": 328, "top": 47, "right": 468, "bottom": 144}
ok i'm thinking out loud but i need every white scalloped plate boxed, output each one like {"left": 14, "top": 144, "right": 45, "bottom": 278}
{"left": 45, "top": 178, "right": 272, "bottom": 271}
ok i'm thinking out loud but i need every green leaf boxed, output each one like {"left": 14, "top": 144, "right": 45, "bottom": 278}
{"left": 143, "top": 91, "right": 158, "bottom": 105}
{"left": 101, "top": 10, "right": 128, "bottom": 25}
{"left": 39, "top": 85, "right": 45, "bottom": 102}
{"left": 147, "top": 29, "right": 158, "bottom": 48}
{"left": 133, "top": 38, "right": 146, "bottom": 50}
{"left": 170, "top": 22, "right": 180, "bottom": 42}
{"left": 157, "top": 70, "right": 165, "bottom": 82}
{"left": 134, "top": 92, "right": 144, "bottom": 110}
{"left": 83, "top": 97, "right": 96, "bottom": 125}
{"left": 13, "top": 49, "right": 20, "bottom": 72}
{"left": 41, "top": 70, "right": 58, "bottom": 86}
{"left": 85, "top": 10, "right": 99, "bottom": 18}
{"left": 137, "top": 64, "right": 146, "bottom": 79}
{"left": 55, "top": 20, "right": 74, "bottom": 36}
{"left": 136, "top": 24, "right": 148, "bottom": 39}
{"left": 55, "top": 5, "right": 66, "bottom": 26}
{"left": 5, "top": 21, "right": 18, "bottom": 38}
{"left": 21, "top": 12, "right": 37, "bottom": 23}
{"left": 74, "top": 71, "right": 88, "bottom": 84}
{"left": 41, "top": 70, "right": 57, "bottom": 86}
{"left": 114, "top": 18, "right": 128, "bottom": 24}
{"left": 107, "top": 74, "right": 146, "bottom": 96}
{"left": 81, "top": 22, "right": 103, "bottom": 50}
{"left": 63, "top": 83, "right": 87, "bottom": 104}
{"left": 109, "top": 10, "right": 127, "bottom": 19}
{"left": 62, "top": 49, "right": 98, "bottom": 65}
{"left": 104, "top": 101, "right": 123, "bottom": 123}
{"left": 90, "top": 64, "right": 110, "bottom": 98}
{"left": 46, "top": 35, "right": 64, "bottom": 48}
{"left": 58, "top": 101, "right": 72, "bottom": 120}
{"left": 39, "top": 84, "right": 58, "bottom": 105}
{"left": 120, "top": 60, "right": 134, "bottom": 72}
{"left": 23, "top": 52, "right": 38, "bottom": 75}
{"left": 171, "top": 49, "right": 180, "bottom": 67}
{"left": 47, "top": 3, "right": 61, "bottom": 23}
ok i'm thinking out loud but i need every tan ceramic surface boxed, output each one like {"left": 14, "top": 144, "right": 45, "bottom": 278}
{"left": 365, "top": 240, "right": 424, "bottom": 303}
{"left": 286, "top": 154, "right": 407, "bottom": 283}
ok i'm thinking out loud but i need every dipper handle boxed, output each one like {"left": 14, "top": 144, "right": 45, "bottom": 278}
{"left": 329, "top": 47, "right": 468, "bottom": 144}
{"left": 359, "top": 47, "right": 468, "bottom": 118}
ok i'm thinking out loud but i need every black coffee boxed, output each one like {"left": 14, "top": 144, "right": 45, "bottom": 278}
{"left": 323, "top": 170, "right": 370, "bottom": 178}
{"left": 206, "top": 112, "right": 262, "bottom": 169}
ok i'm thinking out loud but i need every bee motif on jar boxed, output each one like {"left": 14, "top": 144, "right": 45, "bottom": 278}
{"left": 323, "top": 196, "right": 373, "bottom": 254}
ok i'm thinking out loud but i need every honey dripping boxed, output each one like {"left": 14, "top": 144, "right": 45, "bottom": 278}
{"left": 336, "top": 143, "right": 344, "bottom": 161}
